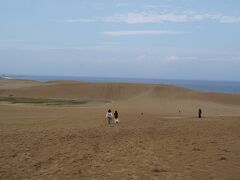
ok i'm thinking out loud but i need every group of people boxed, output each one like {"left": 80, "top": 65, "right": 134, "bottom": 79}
{"left": 105, "top": 109, "right": 119, "bottom": 124}
{"left": 105, "top": 108, "right": 203, "bottom": 125}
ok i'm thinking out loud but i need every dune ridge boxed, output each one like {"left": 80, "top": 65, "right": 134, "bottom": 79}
{"left": 1, "top": 79, "right": 240, "bottom": 105}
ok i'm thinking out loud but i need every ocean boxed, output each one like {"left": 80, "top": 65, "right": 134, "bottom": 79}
{"left": 3, "top": 75, "right": 240, "bottom": 94}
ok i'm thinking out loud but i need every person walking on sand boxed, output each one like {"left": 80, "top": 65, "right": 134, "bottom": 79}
{"left": 114, "top": 110, "right": 119, "bottom": 124}
{"left": 106, "top": 109, "right": 113, "bottom": 124}
{"left": 198, "top": 108, "right": 202, "bottom": 119}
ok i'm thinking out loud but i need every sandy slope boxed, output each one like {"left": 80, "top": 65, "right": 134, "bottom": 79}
{"left": 0, "top": 79, "right": 240, "bottom": 179}
{"left": 0, "top": 78, "right": 42, "bottom": 90}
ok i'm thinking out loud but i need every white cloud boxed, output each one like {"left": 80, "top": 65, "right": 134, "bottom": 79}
{"left": 65, "top": 11, "right": 240, "bottom": 24}
{"left": 102, "top": 30, "right": 187, "bottom": 36}
{"left": 230, "top": 56, "right": 240, "bottom": 62}
{"left": 65, "top": 12, "right": 187, "bottom": 24}
{"left": 215, "top": 15, "right": 240, "bottom": 23}
{"left": 163, "top": 54, "right": 197, "bottom": 63}
{"left": 121, "top": 12, "right": 188, "bottom": 23}
{"left": 192, "top": 13, "right": 240, "bottom": 23}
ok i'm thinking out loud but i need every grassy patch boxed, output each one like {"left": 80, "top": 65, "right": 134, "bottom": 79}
{"left": 0, "top": 96, "right": 90, "bottom": 106}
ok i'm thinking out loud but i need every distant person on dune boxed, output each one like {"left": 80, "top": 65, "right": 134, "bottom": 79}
{"left": 198, "top": 108, "right": 202, "bottom": 118}
{"left": 106, "top": 109, "right": 113, "bottom": 124}
{"left": 114, "top": 110, "right": 119, "bottom": 124}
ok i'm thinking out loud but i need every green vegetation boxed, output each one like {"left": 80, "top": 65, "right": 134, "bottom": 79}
{"left": 0, "top": 96, "right": 90, "bottom": 106}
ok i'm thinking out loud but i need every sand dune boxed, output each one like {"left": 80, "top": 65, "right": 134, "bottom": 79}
{"left": 1, "top": 79, "right": 240, "bottom": 104}
{"left": 0, "top": 79, "right": 240, "bottom": 179}
{"left": 0, "top": 78, "right": 42, "bottom": 90}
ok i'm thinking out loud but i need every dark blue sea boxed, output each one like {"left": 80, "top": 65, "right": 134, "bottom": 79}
{"left": 4, "top": 75, "right": 240, "bottom": 94}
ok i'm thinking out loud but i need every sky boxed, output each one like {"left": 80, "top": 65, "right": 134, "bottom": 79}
{"left": 0, "top": 0, "right": 240, "bottom": 81}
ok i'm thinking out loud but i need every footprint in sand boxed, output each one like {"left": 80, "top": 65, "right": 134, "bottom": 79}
{"left": 219, "top": 156, "right": 227, "bottom": 161}
{"left": 152, "top": 168, "right": 168, "bottom": 173}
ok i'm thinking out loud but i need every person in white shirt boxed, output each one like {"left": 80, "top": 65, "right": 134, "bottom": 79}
{"left": 106, "top": 109, "right": 113, "bottom": 124}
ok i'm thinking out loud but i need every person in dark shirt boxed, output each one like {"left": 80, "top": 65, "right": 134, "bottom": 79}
{"left": 198, "top": 108, "right": 202, "bottom": 118}
{"left": 114, "top": 110, "right": 119, "bottom": 124}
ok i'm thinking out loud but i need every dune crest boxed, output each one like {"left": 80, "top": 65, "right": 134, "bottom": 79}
{"left": 1, "top": 79, "right": 240, "bottom": 105}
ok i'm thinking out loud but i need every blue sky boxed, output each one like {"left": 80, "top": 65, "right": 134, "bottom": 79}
{"left": 0, "top": 0, "right": 240, "bottom": 81}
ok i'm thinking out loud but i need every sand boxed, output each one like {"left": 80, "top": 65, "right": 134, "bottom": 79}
{"left": 0, "top": 79, "right": 240, "bottom": 179}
